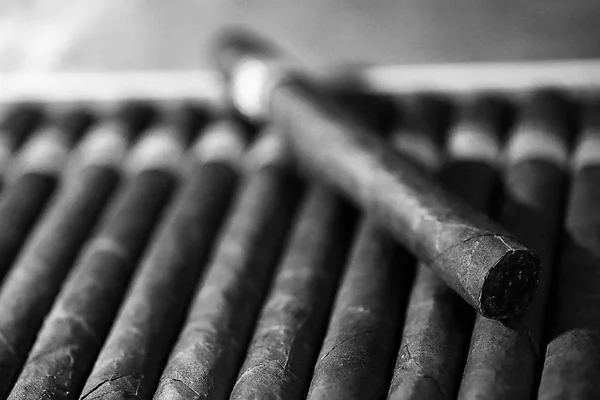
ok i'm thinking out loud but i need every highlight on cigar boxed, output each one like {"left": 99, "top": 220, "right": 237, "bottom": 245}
{"left": 212, "top": 30, "right": 541, "bottom": 320}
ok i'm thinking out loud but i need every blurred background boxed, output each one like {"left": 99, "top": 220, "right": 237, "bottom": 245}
{"left": 1, "top": 0, "right": 599, "bottom": 72}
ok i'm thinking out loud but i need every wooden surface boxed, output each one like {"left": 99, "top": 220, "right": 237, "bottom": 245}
{"left": 0, "top": 0, "right": 599, "bottom": 72}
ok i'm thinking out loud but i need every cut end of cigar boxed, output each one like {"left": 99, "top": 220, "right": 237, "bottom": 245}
{"left": 214, "top": 30, "right": 279, "bottom": 121}
{"left": 480, "top": 248, "right": 540, "bottom": 319}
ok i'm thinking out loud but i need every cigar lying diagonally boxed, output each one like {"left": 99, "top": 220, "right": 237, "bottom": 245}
{"left": 230, "top": 184, "right": 357, "bottom": 400}
{"left": 0, "top": 105, "right": 147, "bottom": 397}
{"left": 213, "top": 31, "right": 540, "bottom": 319}
{"left": 153, "top": 128, "right": 303, "bottom": 400}
{"left": 6, "top": 109, "right": 192, "bottom": 400}
{"left": 0, "top": 108, "right": 91, "bottom": 284}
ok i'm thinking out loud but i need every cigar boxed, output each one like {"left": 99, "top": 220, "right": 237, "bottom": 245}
{"left": 537, "top": 99, "right": 600, "bottom": 399}
{"left": 0, "top": 104, "right": 153, "bottom": 396}
{"left": 0, "top": 104, "right": 44, "bottom": 181}
{"left": 458, "top": 92, "right": 571, "bottom": 399}
{"left": 306, "top": 95, "right": 448, "bottom": 400}
{"left": 153, "top": 128, "right": 304, "bottom": 400}
{"left": 214, "top": 31, "right": 540, "bottom": 319}
{"left": 79, "top": 121, "right": 247, "bottom": 400}
{"left": 5, "top": 114, "right": 189, "bottom": 400}
{"left": 387, "top": 96, "right": 507, "bottom": 399}
{"left": 230, "top": 184, "right": 357, "bottom": 400}
{"left": 0, "top": 108, "right": 92, "bottom": 284}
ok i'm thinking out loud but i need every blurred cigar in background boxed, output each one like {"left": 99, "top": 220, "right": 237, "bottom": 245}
{"left": 211, "top": 30, "right": 540, "bottom": 320}
{"left": 537, "top": 99, "right": 600, "bottom": 400}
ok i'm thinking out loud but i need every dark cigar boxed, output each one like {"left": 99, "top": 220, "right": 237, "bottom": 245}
{"left": 0, "top": 104, "right": 153, "bottom": 397}
{"left": 306, "top": 95, "right": 449, "bottom": 400}
{"left": 537, "top": 99, "right": 600, "bottom": 399}
{"left": 230, "top": 184, "right": 357, "bottom": 400}
{"left": 213, "top": 31, "right": 540, "bottom": 319}
{"left": 0, "top": 104, "right": 44, "bottom": 180}
{"left": 79, "top": 120, "right": 247, "bottom": 400}
{"left": 0, "top": 108, "right": 91, "bottom": 284}
{"left": 5, "top": 112, "right": 190, "bottom": 400}
{"left": 387, "top": 96, "right": 507, "bottom": 399}
{"left": 458, "top": 93, "right": 571, "bottom": 400}
{"left": 153, "top": 127, "right": 303, "bottom": 400}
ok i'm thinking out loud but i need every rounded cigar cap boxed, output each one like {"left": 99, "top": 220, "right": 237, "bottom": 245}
{"left": 126, "top": 123, "right": 186, "bottom": 175}
{"left": 446, "top": 95, "right": 511, "bottom": 164}
{"left": 9, "top": 108, "right": 93, "bottom": 178}
{"left": 69, "top": 121, "right": 130, "bottom": 170}
{"left": 434, "top": 232, "right": 541, "bottom": 319}
{"left": 69, "top": 102, "right": 159, "bottom": 171}
{"left": 504, "top": 91, "right": 573, "bottom": 167}
{"left": 10, "top": 127, "right": 71, "bottom": 177}
{"left": 0, "top": 104, "right": 45, "bottom": 175}
{"left": 571, "top": 99, "right": 600, "bottom": 170}
{"left": 192, "top": 119, "right": 247, "bottom": 168}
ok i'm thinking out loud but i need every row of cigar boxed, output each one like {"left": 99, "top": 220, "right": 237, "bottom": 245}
{"left": 0, "top": 91, "right": 596, "bottom": 400}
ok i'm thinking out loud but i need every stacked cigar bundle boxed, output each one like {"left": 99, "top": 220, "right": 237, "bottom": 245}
{"left": 0, "top": 37, "right": 598, "bottom": 400}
